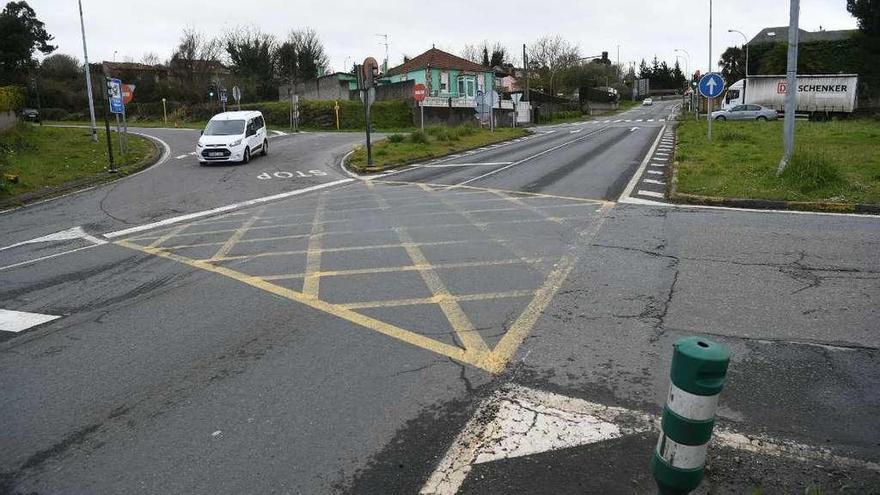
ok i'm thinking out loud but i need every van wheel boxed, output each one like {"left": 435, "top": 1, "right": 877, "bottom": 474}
{"left": 242, "top": 148, "right": 250, "bottom": 164}
{"left": 261, "top": 139, "right": 268, "bottom": 156}
{"left": 715, "top": 115, "right": 726, "bottom": 121}
{"left": 756, "top": 116, "right": 767, "bottom": 121}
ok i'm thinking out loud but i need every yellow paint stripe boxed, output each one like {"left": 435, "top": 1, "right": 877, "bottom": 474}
{"left": 394, "top": 227, "right": 489, "bottom": 355}
{"left": 418, "top": 183, "right": 434, "bottom": 192}
{"left": 261, "top": 258, "right": 544, "bottom": 281}
{"left": 365, "top": 180, "right": 375, "bottom": 190}
{"left": 203, "top": 239, "right": 477, "bottom": 263}
{"left": 483, "top": 203, "right": 613, "bottom": 373}
{"left": 340, "top": 289, "right": 535, "bottom": 310}
{"left": 303, "top": 195, "right": 326, "bottom": 297}
{"left": 209, "top": 210, "right": 263, "bottom": 261}
{"left": 115, "top": 240, "right": 493, "bottom": 371}
{"left": 377, "top": 180, "right": 613, "bottom": 206}
{"left": 489, "top": 190, "right": 563, "bottom": 224}
{"left": 147, "top": 223, "right": 192, "bottom": 248}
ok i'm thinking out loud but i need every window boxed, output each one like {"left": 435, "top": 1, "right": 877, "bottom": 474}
{"left": 457, "top": 76, "right": 476, "bottom": 97}
{"left": 746, "top": 105, "right": 761, "bottom": 111}
{"left": 725, "top": 89, "right": 740, "bottom": 103}
{"left": 204, "top": 120, "right": 245, "bottom": 136}
{"left": 440, "top": 71, "right": 449, "bottom": 92}
{"left": 732, "top": 105, "right": 746, "bottom": 112}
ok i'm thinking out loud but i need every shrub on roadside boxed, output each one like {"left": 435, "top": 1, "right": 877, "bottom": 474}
{"left": 780, "top": 149, "right": 843, "bottom": 193}
{"left": 386, "top": 133, "right": 405, "bottom": 143}
{"left": 408, "top": 130, "right": 429, "bottom": 144}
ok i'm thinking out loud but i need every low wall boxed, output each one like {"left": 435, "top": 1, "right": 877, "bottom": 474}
{"left": 0, "top": 111, "right": 16, "bottom": 132}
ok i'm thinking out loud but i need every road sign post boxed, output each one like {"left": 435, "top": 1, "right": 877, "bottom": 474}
{"left": 413, "top": 83, "right": 427, "bottom": 131}
{"left": 698, "top": 73, "right": 725, "bottom": 141}
{"left": 232, "top": 86, "right": 241, "bottom": 111}
{"left": 101, "top": 77, "right": 116, "bottom": 172}
{"left": 107, "top": 78, "right": 125, "bottom": 158}
{"left": 334, "top": 100, "right": 340, "bottom": 130}
{"left": 162, "top": 98, "right": 167, "bottom": 125}
{"left": 361, "top": 57, "right": 379, "bottom": 167}
{"left": 219, "top": 88, "right": 227, "bottom": 113}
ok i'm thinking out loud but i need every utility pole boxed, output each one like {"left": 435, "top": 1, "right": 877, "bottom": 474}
{"left": 728, "top": 29, "right": 749, "bottom": 103}
{"left": 523, "top": 44, "right": 529, "bottom": 102}
{"left": 778, "top": 0, "right": 800, "bottom": 174}
{"left": 375, "top": 34, "right": 390, "bottom": 73}
{"left": 616, "top": 45, "right": 620, "bottom": 82}
{"left": 707, "top": 0, "right": 713, "bottom": 141}
{"left": 78, "top": 0, "right": 98, "bottom": 142}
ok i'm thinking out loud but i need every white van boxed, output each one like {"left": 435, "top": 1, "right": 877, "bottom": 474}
{"left": 197, "top": 111, "right": 268, "bottom": 165}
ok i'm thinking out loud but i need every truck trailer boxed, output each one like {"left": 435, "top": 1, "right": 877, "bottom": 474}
{"left": 722, "top": 74, "right": 858, "bottom": 120}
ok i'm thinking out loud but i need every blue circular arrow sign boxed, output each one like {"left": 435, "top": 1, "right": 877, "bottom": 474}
{"left": 698, "top": 72, "right": 725, "bottom": 98}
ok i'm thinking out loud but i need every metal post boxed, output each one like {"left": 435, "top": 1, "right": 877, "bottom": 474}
{"left": 523, "top": 44, "right": 529, "bottom": 102}
{"left": 115, "top": 113, "right": 123, "bottom": 158}
{"left": 651, "top": 337, "right": 730, "bottom": 495}
{"left": 707, "top": 0, "right": 713, "bottom": 141}
{"left": 78, "top": 0, "right": 98, "bottom": 142}
{"left": 364, "top": 91, "right": 373, "bottom": 166}
{"left": 121, "top": 102, "right": 128, "bottom": 155}
{"left": 419, "top": 101, "right": 424, "bottom": 131}
{"left": 162, "top": 98, "right": 167, "bottom": 125}
{"left": 778, "top": 0, "right": 800, "bottom": 174}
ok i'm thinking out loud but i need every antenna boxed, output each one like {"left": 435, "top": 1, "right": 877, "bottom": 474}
{"left": 374, "top": 34, "right": 390, "bottom": 73}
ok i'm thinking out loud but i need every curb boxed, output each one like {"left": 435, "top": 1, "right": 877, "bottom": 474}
{"left": 343, "top": 129, "right": 532, "bottom": 176}
{"left": 0, "top": 133, "right": 162, "bottom": 210}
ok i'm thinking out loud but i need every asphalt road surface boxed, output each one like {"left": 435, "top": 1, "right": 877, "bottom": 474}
{"left": 1, "top": 107, "right": 878, "bottom": 494}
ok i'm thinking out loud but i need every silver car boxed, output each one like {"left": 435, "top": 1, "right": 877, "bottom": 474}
{"left": 712, "top": 104, "right": 778, "bottom": 121}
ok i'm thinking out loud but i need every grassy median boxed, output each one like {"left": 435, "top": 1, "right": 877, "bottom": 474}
{"left": 675, "top": 118, "right": 880, "bottom": 205}
{"left": 348, "top": 125, "right": 529, "bottom": 173}
{"left": 0, "top": 124, "right": 157, "bottom": 204}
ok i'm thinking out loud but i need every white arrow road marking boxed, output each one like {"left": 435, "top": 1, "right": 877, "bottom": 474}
{"left": 421, "top": 385, "right": 880, "bottom": 495}
{"left": 0, "top": 309, "right": 60, "bottom": 333}
{"left": 0, "top": 226, "right": 106, "bottom": 252}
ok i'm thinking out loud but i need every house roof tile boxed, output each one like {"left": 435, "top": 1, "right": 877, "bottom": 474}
{"left": 386, "top": 48, "right": 490, "bottom": 76}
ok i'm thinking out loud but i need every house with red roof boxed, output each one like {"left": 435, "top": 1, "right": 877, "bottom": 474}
{"left": 383, "top": 47, "right": 495, "bottom": 99}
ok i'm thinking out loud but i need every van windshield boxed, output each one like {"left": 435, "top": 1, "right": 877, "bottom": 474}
{"left": 204, "top": 120, "right": 245, "bottom": 136}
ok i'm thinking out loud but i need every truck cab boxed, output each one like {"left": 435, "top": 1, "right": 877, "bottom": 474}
{"left": 722, "top": 79, "right": 745, "bottom": 110}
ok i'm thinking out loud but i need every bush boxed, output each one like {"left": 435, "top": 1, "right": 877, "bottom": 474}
{"left": 387, "top": 133, "right": 405, "bottom": 143}
{"left": 781, "top": 149, "right": 843, "bottom": 193}
{"left": 40, "top": 108, "right": 70, "bottom": 121}
{"left": 408, "top": 130, "right": 429, "bottom": 144}
{"left": 0, "top": 86, "right": 24, "bottom": 112}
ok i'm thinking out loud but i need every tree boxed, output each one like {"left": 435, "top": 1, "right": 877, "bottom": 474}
{"left": 170, "top": 27, "right": 221, "bottom": 102}
{"left": 141, "top": 52, "right": 161, "bottom": 66}
{"left": 489, "top": 44, "right": 507, "bottom": 67}
{"left": 225, "top": 27, "right": 277, "bottom": 100}
{"left": 0, "top": 1, "right": 55, "bottom": 84}
{"left": 718, "top": 46, "right": 745, "bottom": 83}
{"left": 275, "top": 28, "right": 328, "bottom": 86}
{"left": 481, "top": 46, "right": 490, "bottom": 67}
{"left": 528, "top": 35, "right": 580, "bottom": 96}
{"left": 460, "top": 43, "right": 481, "bottom": 64}
{"left": 40, "top": 53, "right": 80, "bottom": 81}
{"left": 847, "top": 0, "right": 879, "bottom": 35}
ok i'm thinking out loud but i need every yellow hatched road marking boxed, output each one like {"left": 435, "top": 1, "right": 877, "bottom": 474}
{"left": 202, "top": 239, "right": 477, "bottom": 263}
{"left": 209, "top": 208, "right": 264, "bottom": 261}
{"left": 260, "top": 258, "right": 544, "bottom": 281}
{"left": 147, "top": 224, "right": 191, "bottom": 248}
{"left": 303, "top": 195, "right": 326, "bottom": 298}
{"left": 115, "top": 240, "right": 486, "bottom": 370}
{"left": 340, "top": 289, "right": 535, "bottom": 310}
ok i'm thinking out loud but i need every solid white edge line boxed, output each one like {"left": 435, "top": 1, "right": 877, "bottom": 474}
{"left": 619, "top": 124, "right": 666, "bottom": 201}
{"left": 103, "top": 178, "right": 353, "bottom": 239}
{"left": 0, "top": 244, "right": 101, "bottom": 272}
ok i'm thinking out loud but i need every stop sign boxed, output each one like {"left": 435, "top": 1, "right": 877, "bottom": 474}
{"left": 122, "top": 84, "right": 135, "bottom": 104}
{"left": 413, "top": 83, "right": 427, "bottom": 102}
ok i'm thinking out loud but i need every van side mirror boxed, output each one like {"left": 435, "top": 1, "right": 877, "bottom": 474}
{"left": 200, "top": 130, "right": 204, "bottom": 136}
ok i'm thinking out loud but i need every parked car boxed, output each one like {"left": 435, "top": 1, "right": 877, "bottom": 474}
{"left": 20, "top": 108, "right": 39, "bottom": 121}
{"left": 642, "top": 98, "right": 653, "bottom": 106}
{"left": 197, "top": 111, "right": 268, "bottom": 165}
{"left": 711, "top": 104, "right": 778, "bottom": 121}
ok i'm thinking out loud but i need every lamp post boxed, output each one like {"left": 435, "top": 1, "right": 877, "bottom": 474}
{"left": 77, "top": 0, "right": 98, "bottom": 142}
{"left": 707, "top": 0, "right": 714, "bottom": 141}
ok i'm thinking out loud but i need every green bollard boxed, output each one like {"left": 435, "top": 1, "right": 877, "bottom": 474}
{"left": 651, "top": 337, "right": 731, "bottom": 495}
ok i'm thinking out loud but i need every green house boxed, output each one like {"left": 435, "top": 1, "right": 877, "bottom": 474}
{"left": 383, "top": 47, "right": 494, "bottom": 98}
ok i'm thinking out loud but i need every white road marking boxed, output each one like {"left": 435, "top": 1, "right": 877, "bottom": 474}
{"left": 175, "top": 154, "right": 189, "bottom": 160}
{"left": 648, "top": 119, "right": 655, "bottom": 122}
{"left": 416, "top": 162, "right": 514, "bottom": 168}
{"left": 643, "top": 178, "right": 666, "bottom": 185}
{"left": 648, "top": 170, "right": 664, "bottom": 175}
{"left": 0, "top": 309, "right": 61, "bottom": 333}
{"left": 635, "top": 119, "right": 643, "bottom": 122}
{"left": 618, "top": 124, "right": 666, "bottom": 201}
{"left": 638, "top": 190, "right": 665, "bottom": 198}
{"left": 570, "top": 129, "right": 582, "bottom": 134}
{"left": 422, "top": 385, "right": 880, "bottom": 495}
{"left": 454, "top": 128, "right": 608, "bottom": 187}
{"left": 613, "top": 119, "right": 622, "bottom": 123}
{"left": 104, "top": 179, "right": 354, "bottom": 239}
{"left": 0, "top": 226, "right": 106, "bottom": 252}
{"left": 650, "top": 163, "right": 666, "bottom": 168}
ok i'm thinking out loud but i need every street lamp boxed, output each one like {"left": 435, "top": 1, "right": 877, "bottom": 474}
{"left": 674, "top": 48, "right": 691, "bottom": 78}
{"left": 77, "top": 0, "right": 98, "bottom": 142}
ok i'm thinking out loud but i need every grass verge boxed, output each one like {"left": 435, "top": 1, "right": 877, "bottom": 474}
{"left": 674, "top": 118, "right": 880, "bottom": 205}
{"left": 348, "top": 125, "right": 529, "bottom": 173}
{"left": 1, "top": 124, "right": 158, "bottom": 205}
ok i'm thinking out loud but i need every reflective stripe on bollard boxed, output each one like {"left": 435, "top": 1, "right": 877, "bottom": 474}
{"left": 651, "top": 337, "right": 731, "bottom": 495}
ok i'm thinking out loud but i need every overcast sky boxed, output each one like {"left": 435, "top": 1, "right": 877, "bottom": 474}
{"left": 30, "top": 0, "right": 857, "bottom": 75}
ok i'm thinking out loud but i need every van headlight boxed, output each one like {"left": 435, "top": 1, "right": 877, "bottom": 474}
{"left": 229, "top": 139, "right": 242, "bottom": 147}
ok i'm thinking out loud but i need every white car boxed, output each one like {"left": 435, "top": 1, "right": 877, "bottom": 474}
{"left": 642, "top": 98, "right": 653, "bottom": 106}
{"left": 197, "top": 111, "right": 268, "bottom": 165}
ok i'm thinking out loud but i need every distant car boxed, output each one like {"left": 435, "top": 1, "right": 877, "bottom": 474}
{"left": 197, "top": 111, "right": 268, "bottom": 165}
{"left": 642, "top": 98, "right": 653, "bottom": 106}
{"left": 20, "top": 108, "right": 39, "bottom": 121}
{"left": 712, "top": 104, "right": 778, "bottom": 121}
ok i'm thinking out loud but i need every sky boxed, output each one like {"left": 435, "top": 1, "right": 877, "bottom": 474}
{"left": 29, "top": 0, "right": 857, "bottom": 76}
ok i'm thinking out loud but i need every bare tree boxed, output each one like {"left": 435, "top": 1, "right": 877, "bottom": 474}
{"left": 171, "top": 27, "right": 221, "bottom": 83}
{"left": 528, "top": 35, "right": 580, "bottom": 95}
{"left": 460, "top": 43, "right": 481, "bottom": 64}
{"left": 275, "top": 28, "right": 329, "bottom": 87}
{"left": 141, "top": 52, "right": 161, "bottom": 66}
{"left": 461, "top": 41, "right": 510, "bottom": 67}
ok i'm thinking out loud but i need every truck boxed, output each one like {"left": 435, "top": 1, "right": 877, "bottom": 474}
{"left": 722, "top": 74, "right": 858, "bottom": 121}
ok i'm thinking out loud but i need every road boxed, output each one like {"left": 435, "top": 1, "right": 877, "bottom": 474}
{"left": 1, "top": 104, "right": 878, "bottom": 494}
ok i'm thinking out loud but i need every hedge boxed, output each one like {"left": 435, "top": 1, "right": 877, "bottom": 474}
{"left": 121, "top": 98, "right": 414, "bottom": 130}
{"left": 0, "top": 86, "right": 25, "bottom": 113}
